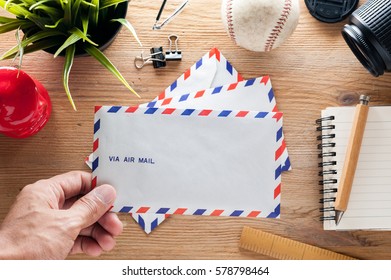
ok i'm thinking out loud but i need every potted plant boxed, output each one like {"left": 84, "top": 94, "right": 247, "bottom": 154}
{"left": 0, "top": 0, "right": 141, "bottom": 110}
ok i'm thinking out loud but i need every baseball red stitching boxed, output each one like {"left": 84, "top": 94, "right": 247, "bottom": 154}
{"left": 226, "top": 0, "right": 235, "bottom": 41}
{"left": 265, "top": 0, "right": 292, "bottom": 52}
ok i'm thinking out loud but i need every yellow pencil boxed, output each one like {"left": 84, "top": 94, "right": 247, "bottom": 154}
{"left": 335, "top": 95, "right": 370, "bottom": 225}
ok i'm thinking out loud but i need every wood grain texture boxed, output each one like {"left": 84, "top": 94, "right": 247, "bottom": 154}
{"left": 1, "top": 0, "right": 391, "bottom": 260}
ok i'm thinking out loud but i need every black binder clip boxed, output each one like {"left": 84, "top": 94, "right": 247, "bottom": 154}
{"left": 165, "top": 34, "right": 182, "bottom": 61}
{"left": 134, "top": 47, "right": 166, "bottom": 69}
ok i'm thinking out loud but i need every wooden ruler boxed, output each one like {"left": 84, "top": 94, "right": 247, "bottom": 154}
{"left": 239, "top": 226, "right": 356, "bottom": 260}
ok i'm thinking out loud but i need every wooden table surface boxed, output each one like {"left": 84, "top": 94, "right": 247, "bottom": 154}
{"left": 2, "top": 0, "right": 391, "bottom": 260}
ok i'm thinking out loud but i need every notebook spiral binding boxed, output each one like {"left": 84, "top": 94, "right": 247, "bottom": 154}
{"left": 316, "top": 115, "right": 337, "bottom": 221}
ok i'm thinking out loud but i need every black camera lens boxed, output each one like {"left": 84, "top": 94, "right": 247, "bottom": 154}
{"left": 342, "top": 0, "right": 391, "bottom": 77}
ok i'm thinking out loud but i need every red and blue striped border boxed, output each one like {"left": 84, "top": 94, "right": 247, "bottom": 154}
{"left": 121, "top": 206, "right": 280, "bottom": 218}
{"left": 149, "top": 76, "right": 274, "bottom": 109}
{"left": 130, "top": 213, "right": 169, "bottom": 234}
{"left": 95, "top": 105, "right": 282, "bottom": 119}
{"left": 149, "top": 48, "right": 243, "bottom": 104}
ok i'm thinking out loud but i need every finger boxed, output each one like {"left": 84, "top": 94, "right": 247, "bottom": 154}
{"left": 62, "top": 196, "right": 80, "bottom": 210}
{"left": 36, "top": 171, "right": 92, "bottom": 208}
{"left": 79, "top": 212, "right": 123, "bottom": 237}
{"left": 97, "top": 212, "right": 123, "bottom": 236}
{"left": 71, "top": 236, "right": 103, "bottom": 257}
{"left": 49, "top": 171, "right": 92, "bottom": 200}
{"left": 68, "top": 184, "right": 116, "bottom": 229}
{"left": 79, "top": 223, "right": 117, "bottom": 251}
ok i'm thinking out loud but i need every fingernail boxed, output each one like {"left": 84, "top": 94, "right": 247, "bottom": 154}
{"left": 94, "top": 185, "right": 116, "bottom": 205}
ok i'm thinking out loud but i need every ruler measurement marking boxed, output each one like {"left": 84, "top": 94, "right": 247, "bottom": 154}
{"left": 239, "top": 226, "right": 356, "bottom": 260}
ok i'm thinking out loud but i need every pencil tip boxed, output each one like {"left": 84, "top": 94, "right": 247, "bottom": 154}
{"left": 359, "top": 95, "right": 370, "bottom": 105}
{"left": 335, "top": 210, "right": 344, "bottom": 225}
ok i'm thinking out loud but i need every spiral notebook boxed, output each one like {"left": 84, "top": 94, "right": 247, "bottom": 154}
{"left": 317, "top": 106, "right": 391, "bottom": 230}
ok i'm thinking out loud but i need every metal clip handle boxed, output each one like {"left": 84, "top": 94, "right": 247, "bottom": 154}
{"left": 166, "top": 34, "right": 182, "bottom": 60}
{"left": 134, "top": 48, "right": 166, "bottom": 69}
{"left": 134, "top": 51, "right": 150, "bottom": 69}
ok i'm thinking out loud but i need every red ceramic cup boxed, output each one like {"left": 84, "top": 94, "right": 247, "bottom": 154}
{"left": 0, "top": 67, "right": 51, "bottom": 138}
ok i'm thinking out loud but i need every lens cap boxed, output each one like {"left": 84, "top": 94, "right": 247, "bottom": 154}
{"left": 305, "top": 0, "right": 359, "bottom": 23}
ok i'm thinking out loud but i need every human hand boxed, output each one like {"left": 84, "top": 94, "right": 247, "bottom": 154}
{"left": 0, "top": 171, "right": 123, "bottom": 259}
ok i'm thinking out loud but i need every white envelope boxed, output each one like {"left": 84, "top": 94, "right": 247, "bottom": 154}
{"left": 92, "top": 107, "right": 282, "bottom": 218}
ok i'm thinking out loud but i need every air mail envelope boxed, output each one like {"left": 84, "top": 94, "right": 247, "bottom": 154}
{"left": 92, "top": 107, "right": 282, "bottom": 218}
{"left": 146, "top": 48, "right": 243, "bottom": 106}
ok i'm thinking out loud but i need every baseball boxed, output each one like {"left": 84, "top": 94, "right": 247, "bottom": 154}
{"left": 221, "top": 0, "right": 300, "bottom": 52}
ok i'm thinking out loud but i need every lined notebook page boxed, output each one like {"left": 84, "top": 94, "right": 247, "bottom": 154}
{"left": 321, "top": 106, "right": 391, "bottom": 230}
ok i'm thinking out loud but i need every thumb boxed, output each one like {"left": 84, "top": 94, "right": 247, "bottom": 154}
{"left": 68, "top": 184, "right": 116, "bottom": 229}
